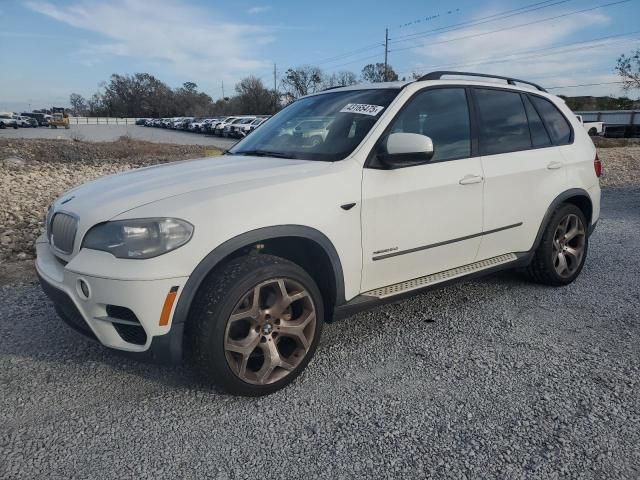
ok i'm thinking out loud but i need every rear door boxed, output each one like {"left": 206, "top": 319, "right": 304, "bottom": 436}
{"left": 473, "top": 88, "right": 568, "bottom": 260}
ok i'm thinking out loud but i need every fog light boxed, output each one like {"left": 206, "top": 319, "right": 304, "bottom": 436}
{"left": 77, "top": 279, "right": 91, "bottom": 300}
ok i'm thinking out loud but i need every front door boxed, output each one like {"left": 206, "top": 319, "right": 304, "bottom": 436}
{"left": 361, "top": 87, "right": 484, "bottom": 292}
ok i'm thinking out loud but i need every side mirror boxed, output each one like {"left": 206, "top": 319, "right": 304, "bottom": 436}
{"left": 378, "top": 132, "right": 434, "bottom": 168}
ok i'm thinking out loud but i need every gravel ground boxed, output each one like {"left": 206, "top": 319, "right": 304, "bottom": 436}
{"left": 0, "top": 138, "right": 222, "bottom": 263}
{"left": 1, "top": 187, "right": 638, "bottom": 479}
{"left": 0, "top": 125, "right": 236, "bottom": 149}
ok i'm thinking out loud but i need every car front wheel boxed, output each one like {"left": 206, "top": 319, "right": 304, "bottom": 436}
{"left": 187, "top": 254, "right": 323, "bottom": 396}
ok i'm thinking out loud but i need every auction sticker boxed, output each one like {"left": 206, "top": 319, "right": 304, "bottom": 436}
{"left": 340, "top": 103, "right": 385, "bottom": 116}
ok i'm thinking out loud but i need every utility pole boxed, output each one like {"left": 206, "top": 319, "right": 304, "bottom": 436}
{"left": 383, "top": 28, "right": 389, "bottom": 82}
{"left": 273, "top": 63, "right": 277, "bottom": 92}
{"left": 221, "top": 80, "right": 225, "bottom": 99}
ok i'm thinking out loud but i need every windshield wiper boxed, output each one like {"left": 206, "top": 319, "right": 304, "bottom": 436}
{"left": 230, "top": 150, "right": 297, "bottom": 159}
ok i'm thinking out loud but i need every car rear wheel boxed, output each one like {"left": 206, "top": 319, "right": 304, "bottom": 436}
{"left": 526, "top": 203, "right": 588, "bottom": 286}
{"left": 187, "top": 254, "right": 323, "bottom": 396}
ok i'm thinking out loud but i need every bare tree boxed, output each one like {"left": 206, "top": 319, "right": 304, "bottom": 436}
{"left": 323, "top": 70, "right": 358, "bottom": 89}
{"left": 361, "top": 63, "right": 399, "bottom": 83}
{"left": 69, "top": 93, "right": 88, "bottom": 115}
{"left": 281, "top": 65, "right": 324, "bottom": 102}
{"left": 616, "top": 49, "right": 640, "bottom": 90}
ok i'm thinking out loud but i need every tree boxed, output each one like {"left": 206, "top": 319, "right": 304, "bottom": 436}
{"left": 281, "top": 65, "right": 324, "bottom": 102}
{"left": 69, "top": 93, "right": 88, "bottom": 115}
{"left": 361, "top": 63, "right": 399, "bottom": 83}
{"left": 616, "top": 49, "right": 640, "bottom": 90}
{"left": 234, "top": 76, "right": 279, "bottom": 114}
{"left": 323, "top": 70, "right": 358, "bottom": 89}
{"left": 174, "top": 81, "right": 213, "bottom": 116}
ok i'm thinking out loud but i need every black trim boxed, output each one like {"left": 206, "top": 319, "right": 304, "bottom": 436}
{"left": 334, "top": 252, "right": 534, "bottom": 321}
{"left": 366, "top": 85, "right": 475, "bottom": 169}
{"left": 340, "top": 202, "right": 356, "bottom": 210}
{"left": 468, "top": 86, "right": 575, "bottom": 157}
{"left": 38, "top": 272, "right": 97, "bottom": 341}
{"left": 417, "top": 71, "right": 547, "bottom": 92}
{"left": 531, "top": 188, "right": 593, "bottom": 251}
{"left": 588, "top": 219, "right": 598, "bottom": 237}
{"left": 372, "top": 222, "right": 523, "bottom": 261}
{"left": 171, "top": 225, "right": 346, "bottom": 330}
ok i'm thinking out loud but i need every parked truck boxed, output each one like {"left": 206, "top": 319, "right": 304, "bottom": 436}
{"left": 576, "top": 115, "right": 603, "bottom": 136}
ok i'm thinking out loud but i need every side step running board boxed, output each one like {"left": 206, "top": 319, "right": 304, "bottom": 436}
{"left": 362, "top": 253, "right": 518, "bottom": 299}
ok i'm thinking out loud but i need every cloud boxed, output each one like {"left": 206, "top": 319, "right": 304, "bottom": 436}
{"left": 398, "top": 7, "right": 629, "bottom": 96}
{"left": 248, "top": 6, "right": 271, "bottom": 15}
{"left": 24, "top": 0, "right": 274, "bottom": 86}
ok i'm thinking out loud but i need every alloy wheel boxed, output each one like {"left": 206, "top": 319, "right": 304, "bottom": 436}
{"left": 552, "top": 213, "right": 586, "bottom": 278}
{"left": 223, "top": 278, "right": 317, "bottom": 385}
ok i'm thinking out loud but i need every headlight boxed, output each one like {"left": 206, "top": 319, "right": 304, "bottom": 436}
{"left": 82, "top": 218, "right": 193, "bottom": 259}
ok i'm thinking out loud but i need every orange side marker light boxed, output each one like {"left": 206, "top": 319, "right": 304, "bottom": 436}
{"left": 159, "top": 286, "right": 179, "bottom": 326}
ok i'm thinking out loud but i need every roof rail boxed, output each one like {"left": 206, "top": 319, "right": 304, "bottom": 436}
{"left": 321, "top": 85, "right": 348, "bottom": 92}
{"left": 417, "top": 71, "right": 547, "bottom": 92}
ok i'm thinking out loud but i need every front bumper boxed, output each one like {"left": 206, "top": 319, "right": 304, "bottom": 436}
{"left": 35, "top": 236, "right": 188, "bottom": 363}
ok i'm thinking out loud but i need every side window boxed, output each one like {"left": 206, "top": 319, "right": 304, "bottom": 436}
{"left": 475, "top": 88, "right": 531, "bottom": 155}
{"left": 529, "top": 95, "right": 572, "bottom": 145}
{"left": 523, "top": 95, "right": 552, "bottom": 148}
{"left": 388, "top": 88, "right": 471, "bottom": 162}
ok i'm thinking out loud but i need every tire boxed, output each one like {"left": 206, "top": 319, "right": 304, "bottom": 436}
{"left": 186, "top": 254, "right": 324, "bottom": 396}
{"left": 588, "top": 127, "right": 597, "bottom": 136}
{"left": 526, "top": 203, "right": 588, "bottom": 286}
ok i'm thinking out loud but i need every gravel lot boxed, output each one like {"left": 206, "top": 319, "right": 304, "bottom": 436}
{"left": 1, "top": 187, "right": 638, "bottom": 479}
{"left": 0, "top": 125, "right": 236, "bottom": 149}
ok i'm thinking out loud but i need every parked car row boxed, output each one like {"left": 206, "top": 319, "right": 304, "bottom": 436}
{"left": 137, "top": 115, "right": 270, "bottom": 138}
{"left": 0, "top": 111, "right": 50, "bottom": 129}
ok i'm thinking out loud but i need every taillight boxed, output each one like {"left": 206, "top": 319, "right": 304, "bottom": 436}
{"left": 594, "top": 153, "right": 602, "bottom": 178}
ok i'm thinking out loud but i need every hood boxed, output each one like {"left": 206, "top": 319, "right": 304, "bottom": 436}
{"left": 53, "top": 155, "right": 330, "bottom": 223}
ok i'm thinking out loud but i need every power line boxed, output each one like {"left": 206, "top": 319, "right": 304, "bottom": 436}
{"left": 396, "top": 30, "right": 640, "bottom": 75}
{"left": 390, "top": 0, "right": 632, "bottom": 54}
{"left": 390, "top": 0, "right": 572, "bottom": 44}
{"left": 306, "top": 0, "right": 576, "bottom": 68}
{"left": 546, "top": 80, "right": 626, "bottom": 89}
{"left": 321, "top": 52, "right": 383, "bottom": 70}
{"left": 314, "top": 43, "right": 384, "bottom": 65}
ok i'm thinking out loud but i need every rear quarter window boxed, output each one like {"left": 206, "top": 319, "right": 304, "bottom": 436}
{"left": 529, "top": 95, "right": 572, "bottom": 145}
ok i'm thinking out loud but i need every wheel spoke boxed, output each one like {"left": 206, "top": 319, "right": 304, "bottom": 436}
{"left": 278, "top": 312, "right": 315, "bottom": 350}
{"left": 256, "top": 340, "right": 281, "bottom": 384}
{"left": 225, "top": 331, "right": 260, "bottom": 356}
{"left": 565, "top": 225, "right": 584, "bottom": 242}
{"left": 556, "top": 252, "right": 568, "bottom": 275}
{"left": 228, "top": 284, "right": 262, "bottom": 323}
{"left": 565, "top": 246, "right": 581, "bottom": 262}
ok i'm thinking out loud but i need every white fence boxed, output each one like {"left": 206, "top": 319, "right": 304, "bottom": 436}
{"left": 68, "top": 117, "right": 140, "bottom": 125}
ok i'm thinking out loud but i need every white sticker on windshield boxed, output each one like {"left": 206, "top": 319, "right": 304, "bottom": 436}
{"left": 340, "top": 103, "right": 385, "bottom": 116}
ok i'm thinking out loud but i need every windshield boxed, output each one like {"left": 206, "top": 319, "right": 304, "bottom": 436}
{"left": 228, "top": 88, "right": 399, "bottom": 161}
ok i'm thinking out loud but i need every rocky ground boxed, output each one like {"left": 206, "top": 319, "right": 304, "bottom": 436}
{"left": 0, "top": 138, "right": 221, "bottom": 269}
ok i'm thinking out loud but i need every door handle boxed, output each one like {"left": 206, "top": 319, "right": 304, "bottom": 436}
{"left": 459, "top": 174, "right": 483, "bottom": 185}
{"left": 547, "top": 161, "right": 563, "bottom": 170}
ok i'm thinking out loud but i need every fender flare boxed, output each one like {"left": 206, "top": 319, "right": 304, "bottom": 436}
{"left": 171, "top": 225, "right": 346, "bottom": 327}
{"left": 530, "top": 188, "right": 593, "bottom": 251}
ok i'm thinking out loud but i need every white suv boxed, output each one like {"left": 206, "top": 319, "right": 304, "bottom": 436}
{"left": 37, "top": 71, "right": 601, "bottom": 396}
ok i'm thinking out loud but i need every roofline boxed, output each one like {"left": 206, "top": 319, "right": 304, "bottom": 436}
{"left": 417, "top": 71, "right": 547, "bottom": 92}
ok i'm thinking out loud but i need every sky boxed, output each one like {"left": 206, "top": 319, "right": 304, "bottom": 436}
{"left": 1, "top": 0, "right": 639, "bottom": 112}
